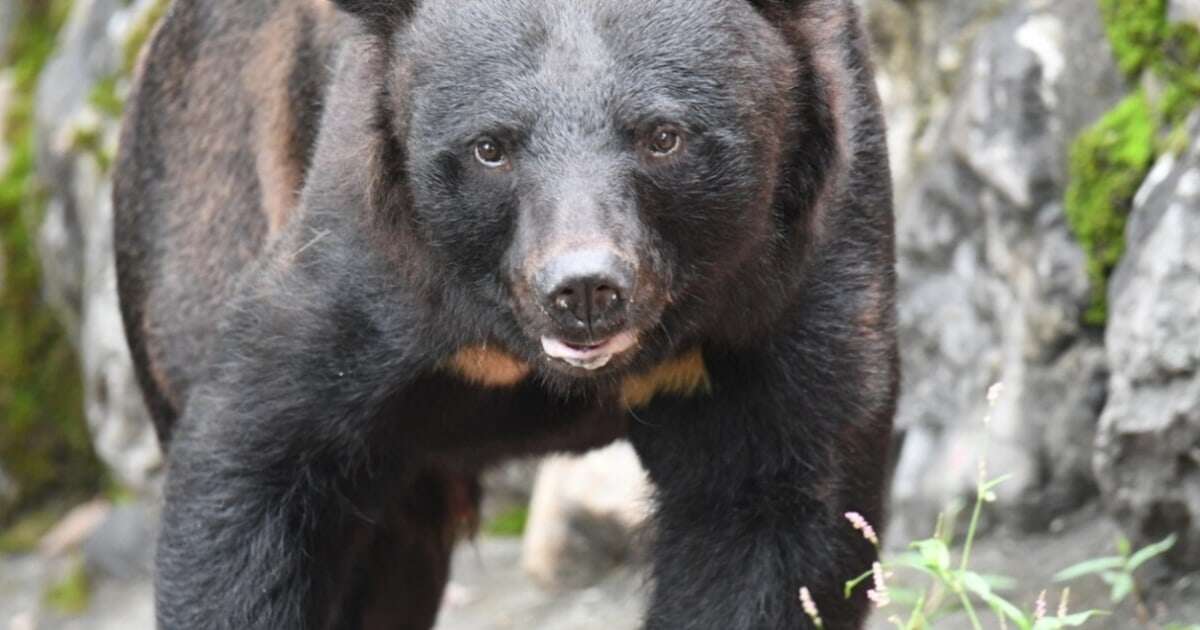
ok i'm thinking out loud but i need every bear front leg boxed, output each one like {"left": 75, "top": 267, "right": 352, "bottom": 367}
{"left": 629, "top": 334, "right": 897, "bottom": 630}
{"left": 154, "top": 235, "right": 437, "bottom": 630}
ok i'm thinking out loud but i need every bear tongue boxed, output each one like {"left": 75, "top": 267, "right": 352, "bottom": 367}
{"left": 541, "top": 332, "right": 638, "bottom": 371}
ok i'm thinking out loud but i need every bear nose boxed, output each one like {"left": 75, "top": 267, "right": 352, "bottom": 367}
{"left": 536, "top": 249, "right": 633, "bottom": 333}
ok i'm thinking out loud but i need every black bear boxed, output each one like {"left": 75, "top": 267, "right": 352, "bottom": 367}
{"left": 113, "top": 0, "right": 897, "bottom": 628}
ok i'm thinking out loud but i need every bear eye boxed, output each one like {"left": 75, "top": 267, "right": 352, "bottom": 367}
{"left": 474, "top": 138, "right": 508, "bottom": 168}
{"left": 646, "top": 126, "right": 683, "bottom": 157}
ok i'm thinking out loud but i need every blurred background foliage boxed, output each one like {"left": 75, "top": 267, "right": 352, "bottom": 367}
{"left": 0, "top": 0, "right": 102, "bottom": 524}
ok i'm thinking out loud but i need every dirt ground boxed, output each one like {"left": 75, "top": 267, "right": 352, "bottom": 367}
{"left": 1, "top": 506, "right": 1197, "bottom": 629}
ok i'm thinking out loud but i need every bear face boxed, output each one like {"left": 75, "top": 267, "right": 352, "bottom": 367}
{"left": 378, "top": 0, "right": 799, "bottom": 382}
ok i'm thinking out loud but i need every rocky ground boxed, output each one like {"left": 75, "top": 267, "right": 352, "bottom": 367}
{"left": 1, "top": 502, "right": 1196, "bottom": 630}
{"left": 0, "top": 534, "right": 644, "bottom": 630}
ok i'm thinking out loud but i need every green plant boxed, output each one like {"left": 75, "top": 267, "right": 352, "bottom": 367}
{"left": 795, "top": 381, "right": 1196, "bottom": 629}
{"left": 1054, "top": 533, "right": 1177, "bottom": 623}
{"left": 838, "top": 384, "right": 1107, "bottom": 629}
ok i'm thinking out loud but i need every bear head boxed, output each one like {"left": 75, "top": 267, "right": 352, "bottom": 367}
{"left": 322, "top": 0, "right": 831, "bottom": 388}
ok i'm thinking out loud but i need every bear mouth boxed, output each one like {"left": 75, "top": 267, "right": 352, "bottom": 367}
{"left": 540, "top": 332, "right": 639, "bottom": 371}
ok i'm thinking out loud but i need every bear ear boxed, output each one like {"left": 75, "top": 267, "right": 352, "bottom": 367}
{"left": 745, "top": 0, "right": 805, "bottom": 19}
{"left": 331, "top": 0, "right": 415, "bottom": 23}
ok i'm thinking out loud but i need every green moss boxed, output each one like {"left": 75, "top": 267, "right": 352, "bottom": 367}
{"left": 1098, "top": 0, "right": 1200, "bottom": 117}
{"left": 43, "top": 558, "right": 91, "bottom": 615}
{"left": 1157, "top": 22, "right": 1200, "bottom": 122}
{"left": 1098, "top": 0, "right": 1168, "bottom": 78}
{"left": 484, "top": 506, "right": 529, "bottom": 538}
{"left": 1064, "top": 1, "right": 1200, "bottom": 326}
{"left": 88, "top": 76, "right": 124, "bottom": 118}
{"left": 122, "top": 0, "right": 170, "bottom": 74}
{"left": 1065, "top": 92, "right": 1156, "bottom": 326}
{"left": 0, "top": 0, "right": 104, "bottom": 520}
{"left": 0, "top": 505, "right": 60, "bottom": 553}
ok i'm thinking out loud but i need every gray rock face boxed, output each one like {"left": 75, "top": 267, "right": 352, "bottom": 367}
{"left": 1095, "top": 113, "right": 1200, "bottom": 570}
{"left": 522, "top": 443, "right": 651, "bottom": 589}
{"left": 35, "top": 0, "right": 163, "bottom": 492}
{"left": 1171, "top": 0, "right": 1200, "bottom": 27}
{"left": 884, "top": 0, "right": 1125, "bottom": 533}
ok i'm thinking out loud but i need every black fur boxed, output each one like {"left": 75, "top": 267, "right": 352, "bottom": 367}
{"left": 113, "top": 0, "right": 897, "bottom": 628}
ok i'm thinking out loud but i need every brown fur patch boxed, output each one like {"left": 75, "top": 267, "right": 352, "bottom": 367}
{"left": 244, "top": 8, "right": 304, "bottom": 236}
{"left": 445, "top": 346, "right": 532, "bottom": 387}
{"left": 620, "top": 348, "right": 711, "bottom": 409}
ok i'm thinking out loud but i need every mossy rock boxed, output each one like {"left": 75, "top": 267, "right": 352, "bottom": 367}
{"left": 1099, "top": 0, "right": 1169, "bottom": 78}
{"left": 1099, "top": 0, "right": 1200, "bottom": 118}
{"left": 1064, "top": 0, "right": 1200, "bottom": 327}
{"left": 1065, "top": 92, "right": 1156, "bottom": 327}
{"left": 1159, "top": 22, "right": 1200, "bottom": 122}
{"left": 0, "top": 0, "right": 104, "bottom": 522}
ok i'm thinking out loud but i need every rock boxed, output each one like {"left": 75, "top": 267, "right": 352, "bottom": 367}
{"left": 34, "top": 0, "right": 163, "bottom": 492}
{"left": 439, "top": 538, "right": 645, "bottom": 630}
{"left": 863, "top": 0, "right": 1020, "bottom": 202}
{"left": 887, "top": 0, "right": 1125, "bottom": 535}
{"left": 522, "top": 442, "right": 651, "bottom": 589}
{"left": 1170, "top": 0, "right": 1200, "bottom": 27}
{"left": 0, "top": 462, "right": 15, "bottom": 516}
{"left": 1095, "top": 112, "right": 1200, "bottom": 570}
{"left": 82, "top": 501, "right": 156, "bottom": 580}
{"left": 480, "top": 458, "right": 540, "bottom": 525}
{"left": 38, "top": 500, "right": 110, "bottom": 558}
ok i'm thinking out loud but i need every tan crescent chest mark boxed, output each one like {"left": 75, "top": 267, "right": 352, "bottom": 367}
{"left": 445, "top": 346, "right": 533, "bottom": 387}
{"left": 444, "top": 345, "right": 711, "bottom": 408}
{"left": 620, "top": 348, "right": 711, "bottom": 409}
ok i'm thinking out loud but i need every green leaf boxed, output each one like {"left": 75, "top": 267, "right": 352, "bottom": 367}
{"left": 1126, "top": 534, "right": 1177, "bottom": 572}
{"left": 1053, "top": 557, "right": 1126, "bottom": 582}
{"left": 981, "top": 474, "right": 1015, "bottom": 493}
{"left": 1057, "top": 610, "right": 1110, "bottom": 626}
{"left": 984, "top": 594, "right": 1030, "bottom": 630}
{"left": 875, "top": 587, "right": 919, "bottom": 611}
{"left": 845, "top": 568, "right": 875, "bottom": 599}
{"left": 1100, "top": 571, "right": 1133, "bottom": 603}
{"left": 960, "top": 571, "right": 994, "bottom": 598}
{"left": 912, "top": 539, "right": 951, "bottom": 572}
{"left": 960, "top": 571, "right": 1030, "bottom": 630}
{"left": 977, "top": 573, "right": 1019, "bottom": 591}
{"left": 1031, "top": 610, "right": 1109, "bottom": 630}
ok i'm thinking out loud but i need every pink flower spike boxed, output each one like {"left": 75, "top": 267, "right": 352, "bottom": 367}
{"left": 844, "top": 511, "right": 880, "bottom": 547}
{"left": 799, "top": 586, "right": 824, "bottom": 628}
{"left": 866, "top": 562, "right": 891, "bottom": 609}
